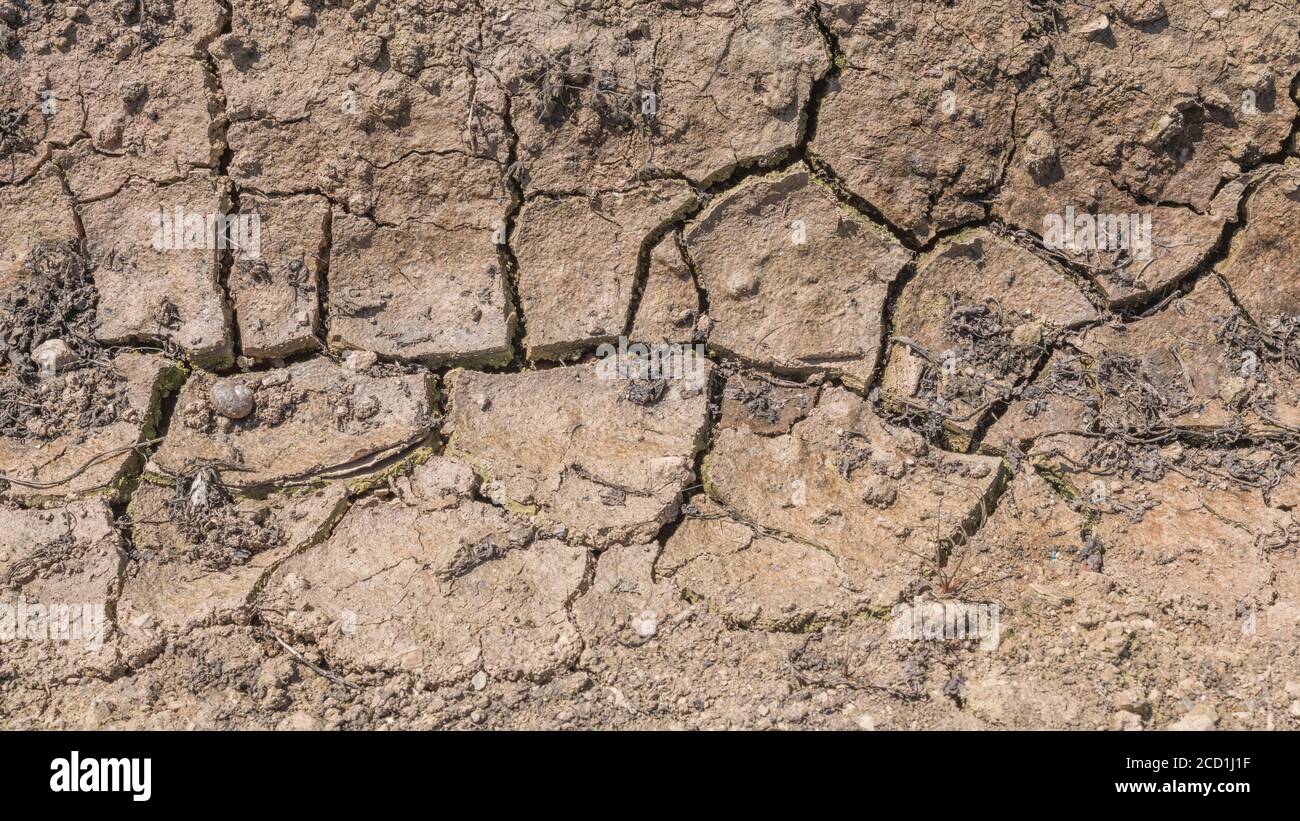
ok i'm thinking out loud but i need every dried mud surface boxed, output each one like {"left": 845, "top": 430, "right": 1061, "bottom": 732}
{"left": 2, "top": 0, "right": 1300, "bottom": 731}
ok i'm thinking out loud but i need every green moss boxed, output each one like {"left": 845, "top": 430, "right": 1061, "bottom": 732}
{"left": 699, "top": 452, "right": 719, "bottom": 501}
{"left": 684, "top": 587, "right": 895, "bottom": 634}
{"left": 1033, "top": 463, "right": 1099, "bottom": 530}
{"left": 345, "top": 444, "right": 437, "bottom": 495}
{"left": 110, "top": 358, "right": 188, "bottom": 504}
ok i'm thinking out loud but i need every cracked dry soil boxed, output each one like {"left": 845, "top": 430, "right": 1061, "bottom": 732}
{"left": 1, "top": 0, "right": 1299, "bottom": 731}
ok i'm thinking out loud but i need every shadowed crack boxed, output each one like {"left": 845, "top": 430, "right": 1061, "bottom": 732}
{"left": 494, "top": 92, "right": 530, "bottom": 368}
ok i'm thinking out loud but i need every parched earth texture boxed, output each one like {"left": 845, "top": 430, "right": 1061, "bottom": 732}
{"left": 2, "top": 0, "right": 1300, "bottom": 731}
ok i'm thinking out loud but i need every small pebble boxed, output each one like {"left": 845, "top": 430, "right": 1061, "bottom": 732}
{"left": 260, "top": 370, "right": 291, "bottom": 388}
{"left": 344, "top": 350, "right": 378, "bottom": 371}
{"left": 632, "top": 610, "right": 658, "bottom": 638}
{"left": 210, "top": 380, "right": 255, "bottom": 419}
{"left": 32, "top": 338, "right": 77, "bottom": 376}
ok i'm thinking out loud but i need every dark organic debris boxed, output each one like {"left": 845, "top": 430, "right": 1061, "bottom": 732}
{"left": 942, "top": 673, "right": 966, "bottom": 705}
{"left": 0, "top": 242, "right": 131, "bottom": 443}
{"left": 0, "top": 105, "right": 32, "bottom": 161}
{"left": 1217, "top": 309, "right": 1300, "bottom": 374}
{"left": 437, "top": 534, "right": 511, "bottom": 582}
{"left": 522, "top": 49, "right": 655, "bottom": 135}
{"left": 164, "top": 466, "right": 285, "bottom": 571}
{"left": 0, "top": 365, "right": 130, "bottom": 442}
{"left": 833, "top": 430, "right": 872, "bottom": 478}
{"left": 1076, "top": 534, "right": 1105, "bottom": 573}
{"left": 0, "top": 241, "right": 101, "bottom": 371}
{"left": 625, "top": 378, "right": 667, "bottom": 406}
{"left": 1, "top": 530, "right": 80, "bottom": 590}
{"left": 726, "top": 381, "right": 784, "bottom": 425}
{"left": 940, "top": 294, "right": 1032, "bottom": 389}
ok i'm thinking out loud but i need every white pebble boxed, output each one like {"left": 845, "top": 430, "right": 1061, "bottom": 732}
{"left": 632, "top": 610, "right": 658, "bottom": 638}
{"left": 344, "top": 350, "right": 378, "bottom": 371}
{"left": 32, "top": 338, "right": 77, "bottom": 376}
